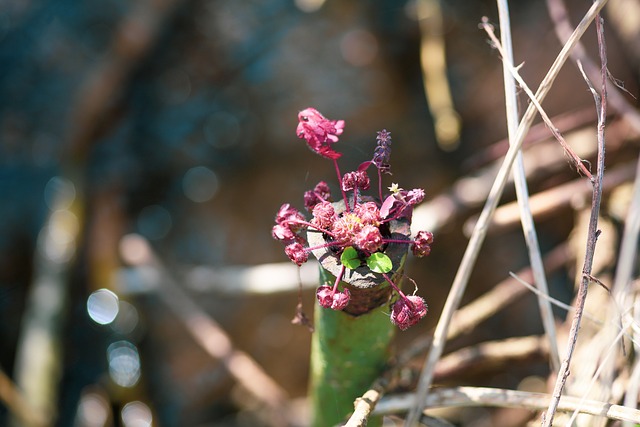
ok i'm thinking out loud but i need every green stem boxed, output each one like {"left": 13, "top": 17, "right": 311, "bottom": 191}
{"left": 309, "top": 268, "right": 396, "bottom": 427}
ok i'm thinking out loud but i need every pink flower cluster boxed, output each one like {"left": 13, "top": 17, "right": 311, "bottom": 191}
{"left": 272, "top": 107, "right": 434, "bottom": 330}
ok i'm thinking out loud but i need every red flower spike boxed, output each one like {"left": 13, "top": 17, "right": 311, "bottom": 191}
{"left": 297, "top": 108, "right": 345, "bottom": 160}
{"left": 390, "top": 295, "right": 428, "bottom": 330}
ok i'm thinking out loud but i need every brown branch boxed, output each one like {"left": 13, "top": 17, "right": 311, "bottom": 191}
{"left": 433, "top": 336, "right": 549, "bottom": 382}
{"left": 463, "top": 161, "right": 637, "bottom": 235}
{"left": 542, "top": 12, "right": 609, "bottom": 427}
{"left": 481, "top": 19, "right": 593, "bottom": 180}
{"left": 546, "top": 0, "right": 640, "bottom": 133}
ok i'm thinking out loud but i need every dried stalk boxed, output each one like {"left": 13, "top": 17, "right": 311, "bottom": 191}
{"left": 376, "top": 386, "right": 640, "bottom": 423}
{"left": 494, "top": 0, "right": 560, "bottom": 372}
{"left": 543, "top": 13, "right": 609, "bottom": 427}
{"left": 404, "top": 1, "right": 608, "bottom": 425}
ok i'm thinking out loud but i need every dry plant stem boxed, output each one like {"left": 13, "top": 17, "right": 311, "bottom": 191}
{"left": 433, "top": 335, "right": 549, "bottom": 381}
{"left": 121, "top": 236, "right": 289, "bottom": 426}
{"left": 542, "top": 14, "right": 608, "bottom": 427}
{"left": 375, "top": 387, "right": 640, "bottom": 423}
{"left": 404, "top": 2, "right": 608, "bottom": 425}
{"left": 344, "top": 381, "right": 387, "bottom": 427}
{"left": 495, "top": 0, "right": 560, "bottom": 372}
{"left": 546, "top": 0, "right": 640, "bottom": 134}
{"left": 481, "top": 19, "right": 592, "bottom": 181}
{"left": 467, "top": 161, "right": 637, "bottom": 234}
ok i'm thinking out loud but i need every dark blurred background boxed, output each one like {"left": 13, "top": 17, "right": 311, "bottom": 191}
{"left": 1, "top": 0, "right": 639, "bottom": 426}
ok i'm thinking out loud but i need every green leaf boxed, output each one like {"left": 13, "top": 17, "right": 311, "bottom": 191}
{"left": 366, "top": 252, "right": 393, "bottom": 273}
{"left": 340, "top": 247, "right": 361, "bottom": 270}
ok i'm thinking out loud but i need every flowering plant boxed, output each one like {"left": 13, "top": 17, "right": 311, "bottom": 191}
{"left": 272, "top": 108, "right": 433, "bottom": 330}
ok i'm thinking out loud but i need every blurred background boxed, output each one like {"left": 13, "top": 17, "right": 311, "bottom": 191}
{"left": 1, "top": 0, "right": 639, "bottom": 425}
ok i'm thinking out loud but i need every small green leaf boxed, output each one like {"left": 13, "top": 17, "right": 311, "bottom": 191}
{"left": 366, "top": 252, "right": 393, "bottom": 273}
{"left": 340, "top": 246, "right": 361, "bottom": 270}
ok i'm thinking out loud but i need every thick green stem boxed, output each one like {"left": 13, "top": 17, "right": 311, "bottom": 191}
{"left": 306, "top": 200, "right": 409, "bottom": 426}
{"left": 309, "top": 269, "right": 396, "bottom": 427}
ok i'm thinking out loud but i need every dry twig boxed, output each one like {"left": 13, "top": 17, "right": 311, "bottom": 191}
{"left": 543, "top": 13, "right": 609, "bottom": 427}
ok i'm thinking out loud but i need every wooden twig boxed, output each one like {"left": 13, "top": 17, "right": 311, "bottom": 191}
{"left": 375, "top": 386, "right": 640, "bottom": 423}
{"left": 464, "top": 161, "right": 637, "bottom": 234}
{"left": 481, "top": 18, "right": 592, "bottom": 180}
{"left": 433, "top": 335, "right": 549, "bottom": 381}
{"left": 404, "top": 2, "right": 608, "bottom": 425}
{"left": 494, "top": 0, "right": 560, "bottom": 372}
{"left": 542, "top": 12, "right": 609, "bottom": 427}
{"left": 546, "top": 0, "right": 640, "bottom": 134}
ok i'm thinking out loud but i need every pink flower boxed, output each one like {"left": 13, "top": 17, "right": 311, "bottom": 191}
{"left": 304, "top": 181, "right": 332, "bottom": 211}
{"left": 297, "top": 108, "right": 345, "bottom": 160}
{"left": 412, "top": 230, "right": 434, "bottom": 257}
{"left": 390, "top": 295, "right": 428, "bottom": 330}
{"left": 342, "top": 170, "right": 370, "bottom": 192}
{"left": 331, "top": 213, "right": 363, "bottom": 246}
{"left": 285, "top": 242, "right": 309, "bottom": 266}
{"left": 276, "top": 203, "right": 305, "bottom": 227}
{"left": 353, "top": 201, "right": 380, "bottom": 226}
{"left": 355, "top": 224, "right": 383, "bottom": 253}
{"left": 311, "top": 200, "right": 337, "bottom": 230}
{"left": 316, "top": 285, "right": 351, "bottom": 310}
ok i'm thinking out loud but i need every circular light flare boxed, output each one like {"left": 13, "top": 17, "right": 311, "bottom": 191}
{"left": 121, "top": 401, "right": 153, "bottom": 427}
{"left": 119, "top": 234, "right": 153, "bottom": 266}
{"left": 182, "top": 166, "right": 219, "bottom": 203}
{"left": 87, "top": 289, "right": 120, "bottom": 325}
{"left": 107, "top": 341, "right": 141, "bottom": 388}
{"left": 340, "top": 29, "right": 378, "bottom": 67}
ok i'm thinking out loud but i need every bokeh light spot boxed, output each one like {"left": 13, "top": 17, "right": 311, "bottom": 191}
{"left": 44, "top": 176, "right": 76, "bottom": 211}
{"left": 203, "top": 111, "right": 240, "bottom": 149}
{"left": 107, "top": 341, "right": 141, "bottom": 388}
{"left": 74, "top": 389, "right": 110, "bottom": 427}
{"left": 294, "top": 0, "right": 326, "bottom": 12}
{"left": 182, "top": 166, "right": 219, "bottom": 203}
{"left": 137, "top": 205, "right": 172, "bottom": 240}
{"left": 119, "top": 234, "right": 152, "bottom": 266}
{"left": 121, "top": 401, "right": 153, "bottom": 427}
{"left": 87, "top": 289, "right": 120, "bottom": 325}
{"left": 110, "top": 300, "right": 140, "bottom": 335}
{"left": 340, "top": 29, "right": 378, "bottom": 67}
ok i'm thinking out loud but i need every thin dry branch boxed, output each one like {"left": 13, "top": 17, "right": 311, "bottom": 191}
{"left": 543, "top": 13, "right": 609, "bottom": 427}
{"left": 404, "top": 2, "right": 608, "bottom": 425}
{"left": 375, "top": 386, "right": 640, "bottom": 424}
{"left": 481, "top": 18, "right": 592, "bottom": 180}
{"left": 494, "top": 0, "right": 560, "bottom": 372}
{"left": 464, "top": 161, "right": 637, "bottom": 234}
{"left": 546, "top": 0, "right": 640, "bottom": 133}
